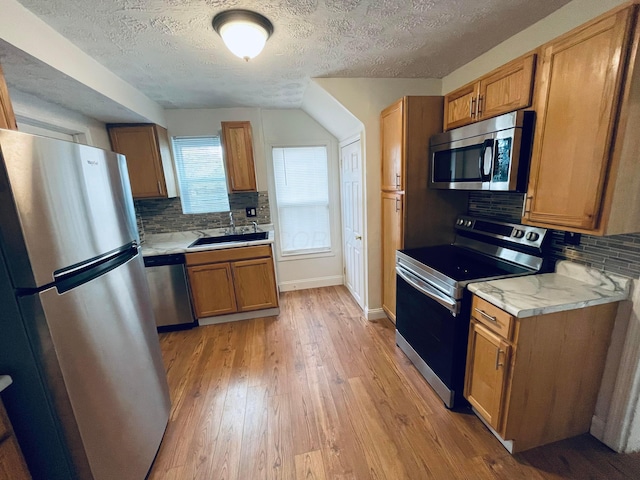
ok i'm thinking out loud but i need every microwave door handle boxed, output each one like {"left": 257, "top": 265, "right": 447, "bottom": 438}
{"left": 479, "top": 139, "right": 494, "bottom": 182}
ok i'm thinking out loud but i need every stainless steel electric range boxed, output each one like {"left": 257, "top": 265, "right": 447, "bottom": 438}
{"left": 395, "top": 215, "right": 550, "bottom": 408}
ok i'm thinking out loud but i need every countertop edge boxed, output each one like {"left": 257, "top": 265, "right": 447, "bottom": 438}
{"left": 141, "top": 228, "right": 275, "bottom": 256}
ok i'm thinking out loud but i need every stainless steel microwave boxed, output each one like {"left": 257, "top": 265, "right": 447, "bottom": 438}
{"left": 429, "top": 110, "right": 534, "bottom": 191}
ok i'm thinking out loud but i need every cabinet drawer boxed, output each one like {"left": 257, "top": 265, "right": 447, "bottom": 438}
{"left": 471, "top": 296, "right": 514, "bottom": 340}
{"left": 186, "top": 245, "right": 271, "bottom": 266}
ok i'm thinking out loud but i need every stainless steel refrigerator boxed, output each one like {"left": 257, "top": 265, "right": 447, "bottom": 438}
{"left": 0, "top": 129, "right": 170, "bottom": 479}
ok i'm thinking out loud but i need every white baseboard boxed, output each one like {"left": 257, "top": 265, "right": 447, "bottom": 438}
{"left": 365, "top": 308, "right": 388, "bottom": 321}
{"left": 278, "top": 275, "right": 343, "bottom": 292}
{"left": 198, "top": 307, "right": 280, "bottom": 326}
{"left": 591, "top": 415, "right": 607, "bottom": 440}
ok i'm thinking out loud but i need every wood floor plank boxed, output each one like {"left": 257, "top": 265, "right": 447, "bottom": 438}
{"left": 148, "top": 286, "right": 640, "bottom": 480}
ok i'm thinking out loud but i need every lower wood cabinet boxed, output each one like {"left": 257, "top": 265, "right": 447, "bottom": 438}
{"left": 465, "top": 295, "right": 619, "bottom": 453}
{"left": 0, "top": 399, "right": 31, "bottom": 479}
{"left": 186, "top": 245, "right": 278, "bottom": 319}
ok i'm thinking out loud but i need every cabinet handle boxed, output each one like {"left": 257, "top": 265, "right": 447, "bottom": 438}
{"left": 477, "top": 95, "right": 483, "bottom": 116}
{"left": 395, "top": 197, "right": 400, "bottom": 212}
{"left": 474, "top": 308, "right": 497, "bottom": 323}
{"left": 395, "top": 173, "right": 401, "bottom": 189}
{"left": 495, "top": 348, "right": 505, "bottom": 370}
{"left": 470, "top": 97, "right": 476, "bottom": 118}
{"left": 522, "top": 195, "right": 533, "bottom": 216}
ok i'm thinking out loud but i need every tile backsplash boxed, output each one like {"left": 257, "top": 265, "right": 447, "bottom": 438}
{"left": 135, "top": 191, "right": 271, "bottom": 235}
{"left": 468, "top": 192, "right": 640, "bottom": 279}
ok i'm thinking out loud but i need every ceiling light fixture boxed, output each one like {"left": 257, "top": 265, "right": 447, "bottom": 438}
{"left": 212, "top": 9, "right": 274, "bottom": 62}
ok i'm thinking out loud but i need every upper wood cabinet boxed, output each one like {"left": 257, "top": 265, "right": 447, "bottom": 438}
{"left": 523, "top": 4, "right": 640, "bottom": 235}
{"left": 221, "top": 121, "right": 257, "bottom": 192}
{"left": 108, "top": 124, "right": 177, "bottom": 199}
{"left": 379, "top": 96, "right": 468, "bottom": 322}
{"left": 443, "top": 53, "right": 536, "bottom": 131}
{"left": 0, "top": 64, "right": 17, "bottom": 131}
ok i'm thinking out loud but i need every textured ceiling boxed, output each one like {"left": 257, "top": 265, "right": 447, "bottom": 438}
{"left": 6, "top": 0, "right": 572, "bottom": 113}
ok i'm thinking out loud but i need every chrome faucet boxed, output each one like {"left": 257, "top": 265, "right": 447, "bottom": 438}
{"left": 252, "top": 221, "right": 258, "bottom": 233}
{"left": 229, "top": 211, "right": 235, "bottom": 234}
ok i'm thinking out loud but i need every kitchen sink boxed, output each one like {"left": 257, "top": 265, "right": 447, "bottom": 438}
{"left": 188, "top": 231, "right": 268, "bottom": 247}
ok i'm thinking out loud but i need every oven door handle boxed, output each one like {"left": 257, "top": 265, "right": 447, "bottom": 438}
{"left": 396, "top": 265, "right": 459, "bottom": 316}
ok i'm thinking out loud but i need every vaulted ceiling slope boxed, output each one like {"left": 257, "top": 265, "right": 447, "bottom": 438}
{"left": 8, "top": 0, "right": 572, "bottom": 111}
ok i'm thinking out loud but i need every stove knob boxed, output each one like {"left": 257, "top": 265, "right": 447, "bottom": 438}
{"left": 456, "top": 218, "right": 465, "bottom": 226}
{"left": 464, "top": 220, "right": 472, "bottom": 227}
{"left": 526, "top": 232, "right": 540, "bottom": 241}
{"left": 513, "top": 229, "right": 525, "bottom": 238}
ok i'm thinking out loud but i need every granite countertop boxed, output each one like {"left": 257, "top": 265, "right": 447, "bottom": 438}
{"left": 141, "top": 224, "right": 275, "bottom": 256}
{"left": 0, "top": 375, "right": 12, "bottom": 393}
{"left": 468, "top": 260, "right": 633, "bottom": 318}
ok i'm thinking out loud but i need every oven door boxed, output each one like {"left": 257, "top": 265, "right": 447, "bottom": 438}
{"left": 395, "top": 264, "right": 470, "bottom": 408}
{"left": 430, "top": 134, "right": 494, "bottom": 190}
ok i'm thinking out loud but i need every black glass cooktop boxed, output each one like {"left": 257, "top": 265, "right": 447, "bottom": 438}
{"left": 399, "top": 244, "right": 530, "bottom": 282}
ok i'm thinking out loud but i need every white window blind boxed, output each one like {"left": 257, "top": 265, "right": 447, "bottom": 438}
{"left": 172, "top": 136, "right": 230, "bottom": 214}
{"left": 272, "top": 146, "right": 331, "bottom": 255}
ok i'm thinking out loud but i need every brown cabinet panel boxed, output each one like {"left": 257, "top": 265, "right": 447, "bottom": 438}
{"left": 108, "top": 124, "right": 173, "bottom": 199}
{"left": 524, "top": 6, "right": 640, "bottom": 235}
{"left": 0, "top": 400, "right": 31, "bottom": 479}
{"left": 381, "top": 192, "right": 403, "bottom": 322}
{"left": 221, "top": 121, "right": 257, "bottom": 192}
{"left": 465, "top": 320, "right": 511, "bottom": 431}
{"left": 380, "top": 100, "right": 404, "bottom": 192}
{"left": 479, "top": 54, "right": 535, "bottom": 120}
{"left": 232, "top": 258, "right": 279, "bottom": 312}
{"left": 444, "top": 53, "right": 535, "bottom": 131}
{"left": 0, "top": 64, "right": 17, "bottom": 131}
{"left": 443, "top": 83, "right": 478, "bottom": 130}
{"left": 186, "top": 245, "right": 271, "bottom": 266}
{"left": 187, "top": 263, "right": 237, "bottom": 317}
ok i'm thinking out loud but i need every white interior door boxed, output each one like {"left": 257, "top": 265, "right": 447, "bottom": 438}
{"left": 340, "top": 138, "right": 365, "bottom": 309}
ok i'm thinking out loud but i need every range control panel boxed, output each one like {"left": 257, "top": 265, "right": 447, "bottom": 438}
{"left": 454, "top": 216, "right": 547, "bottom": 249}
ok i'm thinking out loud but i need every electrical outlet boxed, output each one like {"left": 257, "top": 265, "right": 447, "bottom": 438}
{"left": 246, "top": 207, "right": 257, "bottom": 217}
{"left": 564, "top": 231, "right": 581, "bottom": 245}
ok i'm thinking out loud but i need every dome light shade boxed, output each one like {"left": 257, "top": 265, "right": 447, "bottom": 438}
{"left": 212, "top": 10, "right": 274, "bottom": 62}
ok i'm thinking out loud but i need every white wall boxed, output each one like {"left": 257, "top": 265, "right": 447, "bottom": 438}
{"left": 261, "top": 109, "right": 343, "bottom": 291}
{"left": 11, "top": 89, "right": 111, "bottom": 149}
{"left": 312, "top": 78, "right": 442, "bottom": 315}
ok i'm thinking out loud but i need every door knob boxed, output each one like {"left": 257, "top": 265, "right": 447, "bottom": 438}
{"left": 355, "top": 235, "right": 362, "bottom": 240}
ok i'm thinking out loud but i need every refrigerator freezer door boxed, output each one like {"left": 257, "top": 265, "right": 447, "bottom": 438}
{"left": 0, "top": 129, "right": 138, "bottom": 288}
{"left": 20, "top": 254, "right": 170, "bottom": 480}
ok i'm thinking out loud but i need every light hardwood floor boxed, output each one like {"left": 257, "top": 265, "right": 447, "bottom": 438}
{"left": 148, "top": 286, "right": 640, "bottom": 480}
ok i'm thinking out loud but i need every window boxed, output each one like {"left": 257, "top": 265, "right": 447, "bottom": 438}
{"left": 172, "top": 136, "right": 230, "bottom": 214}
{"left": 272, "top": 146, "right": 331, "bottom": 256}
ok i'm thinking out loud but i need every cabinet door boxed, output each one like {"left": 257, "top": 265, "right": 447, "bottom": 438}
{"left": 443, "top": 83, "right": 479, "bottom": 130}
{"left": 0, "top": 64, "right": 17, "bottom": 130}
{"left": 380, "top": 99, "right": 404, "bottom": 192}
{"left": 465, "top": 321, "right": 511, "bottom": 431}
{"left": 187, "top": 263, "right": 237, "bottom": 318}
{"left": 478, "top": 54, "right": 535, "bottom": 121}
{"left": 524, "top": 8, "right": 634, "bottom": 230}
{"left": 0, "top": 437, "right": 31, "bottom": 480}
{"left": 221, "top": 121, "right": 257, "bottom": 192}
{"left": 108, "top": 125, "right": 167, "bottom": 199}
{"left": 381, "top": 192, "right": 403, "bottom": 322}
{"left": 232, "top": 257, "right": 278, "bottom": 312}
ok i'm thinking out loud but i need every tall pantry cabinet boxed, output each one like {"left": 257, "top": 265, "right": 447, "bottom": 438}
{"left": 380, "top": 96, "right": 467, "bottom": 322}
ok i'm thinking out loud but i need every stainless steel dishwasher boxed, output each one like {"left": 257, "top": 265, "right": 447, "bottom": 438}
{"left": 143, "top": 253, "right": 196, "bottom": 330}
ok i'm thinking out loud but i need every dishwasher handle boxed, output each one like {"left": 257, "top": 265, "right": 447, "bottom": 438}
{"left": 143, "top": 253, "right": 185, "bottom": 267}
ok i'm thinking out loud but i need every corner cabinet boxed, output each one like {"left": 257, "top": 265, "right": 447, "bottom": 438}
{"left": 523, "top": 5, "right": 640, "bottom": 235}
{"left": 465, "top": 295, "right": 619, "bottom": 453}
{"left": 186, "top": 245, "right": 278, "bottom": 319}
{"left": 380, "top": 97, "right": 467, "bottom": 322}
{"left": 107, "top": 124, "right": 177, "bottom": 199}
{"left": 443, "top": 53, "right": 536, "bottom": 131}
{"left": 221, "top": 121, "right": 257, "bottom": 192}
{"left": 0, "top": 63, "right": 17, "bottom": 131}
